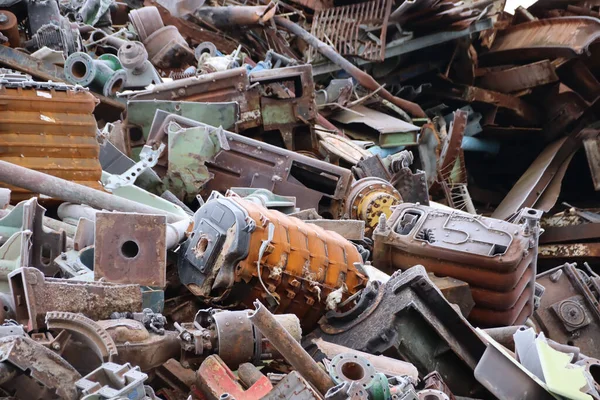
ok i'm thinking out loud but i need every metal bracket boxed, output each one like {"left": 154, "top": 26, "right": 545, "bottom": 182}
{"left": 103, "top": 143, "right": 165, "bottom": 191}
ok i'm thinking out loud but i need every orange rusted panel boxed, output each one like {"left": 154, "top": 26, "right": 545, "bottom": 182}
{"left": 0, "top": 82, "right": 103, "bottom": 202}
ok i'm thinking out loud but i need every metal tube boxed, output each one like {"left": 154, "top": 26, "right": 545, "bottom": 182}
{"left": 274, "top": 16, "right": 426, "bottom": 118}
{"left": 0, "top": 160, "right": 185, "bottom": 223}
{"left": 247, "top": 300, "right": 335, "bottom": 395}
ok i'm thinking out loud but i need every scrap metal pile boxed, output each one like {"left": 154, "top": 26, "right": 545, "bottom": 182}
{"left": 0, "top": 0, "right": 600, "bottom": 396}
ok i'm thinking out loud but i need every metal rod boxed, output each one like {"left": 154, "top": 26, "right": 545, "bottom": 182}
{"left": 274, "top": 16, "right": 426, "bottom": 118}
{"left": 248, "top": 300, "right": 335, "bottom": 395}
{"left": 0, "top": 160, "right": 186, "bottom": 223}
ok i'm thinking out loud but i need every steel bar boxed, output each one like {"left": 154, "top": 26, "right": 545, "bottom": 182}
{"left": 274, "top": 16, "right": 426, "bottom": 118}
{"left": 0, "top": 160, "right": 186, "bottom": 223}
{"left": 248, "top": 300, "right": 335, "bottom": 395}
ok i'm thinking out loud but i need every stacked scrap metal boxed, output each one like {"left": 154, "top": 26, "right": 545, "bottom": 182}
{"left": 0, "top": 0, "right": 599, "bottom": 397}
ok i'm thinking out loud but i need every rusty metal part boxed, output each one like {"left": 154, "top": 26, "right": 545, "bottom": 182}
{"left": 344, "top": 177, "right": 402, "bottom": 238}
{"left": 275, "top": 16, "right": 426, "bottom": 118}
{"left": 312, "top": 265, "right": 488, "bottom": 397}
{"left": 304, "top": 338, "right": 419, "bottom": 380}
{"left": 477, "top": 60, "right": 559, "bottom": 93}
{"left": 429, "top": 274, "right": 475, "bottom": 318}
{"left": 46, "top": 311, "right": 118, "bottom": 363}
{"left": 144, "top": 25, "right": 194, "bottom": 69}
{"left": 249, "top": 300, "right": 335, "bottom": 395}
{"left": 153, "top": 358, "right": 196, "bottom": 398}
{"left": 373, "top": 203, "right": 542, "bottom": 327}
{"left": 97, "top": 319, "right": 180, "bottom": 371}
{"left": 262, "top": 371, "right": 322, "bottom": 400}
{"left": 9, "top": 267, "right": 142, "bottom": 331}
{"left": 129, "top": 6, "right": 164, "bottom": 42}
{"left": 179, "top": 194, "right": 366, "bottom": 329}
{"left": 539, "top": 223, "right": 600, "bottom": 244}
{"left": 308, "top": 0, "right": 393, "bottom": 62}
{"left": 556, "top": 58, "right": 600, "bottom": 103}
{"left": 134, "top": 64, "right": 318, "bottom": 149}
{"left": 0, "top": 160, "right": 186, "bottom": 223}
{"left": 481, "top": 17, "right": 600, "bottom": 65}
{"left": 94, "top": 212, "right": 167, "bottom": 287}
{"left": 0, "top": 335, "right": 81, "bottom": 400}
{"left": 539, "top": 242, "right": 600, "bottom": 265}
{"left": 0, "top": 77, "right": 102, "bottom": 202}
{"left": 0, "top": 11, "right": 19, "bottom": 48}
{"left": 584, "top": 137, "right": 600, "bottom": 191}
{"left": 422, "top": 372, "right": 455, "bottom": 400}
{"left": 197, "top": 355, "right": 273, "bottom": 400}
{"left": 533, "top": 263, "right": 600, "bottom": 359}
{"left": 193, "top": 4, "right": 277, "bottom": 28}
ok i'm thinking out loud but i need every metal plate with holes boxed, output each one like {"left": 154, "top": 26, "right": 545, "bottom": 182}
{"left": 94, "top": 212, "right": 167, "bottom": 287}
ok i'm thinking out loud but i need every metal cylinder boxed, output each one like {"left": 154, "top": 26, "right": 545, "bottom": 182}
{"left": 118, "top": 41, "right": 148, "bottom": 73}
{"left": 0, "top": 11, "right": 19, "bottom": 47}
{"left": 248, "top": 300, "right": 335, "bottom": 395}
{"left": 0, "top": 160, "right": 185, "bottom": 223}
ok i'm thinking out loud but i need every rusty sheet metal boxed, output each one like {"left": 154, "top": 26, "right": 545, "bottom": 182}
{"left": 539, "top": 223, "right": 600, "bottom": 244}
{"left": 481, "top": 17, "right": 600, "bottom": 65}
{"left": 373, "top": 203, "right": 542, "bottom": 327}
{"left": 539, "top": 243, "right": 600, "bottom": 264}
{"left": 308, "top": 0, "right": 393, "bottom": 62}
{"left": 534, "top": 263, "right": 600, "bottom": 359}
{"left": 429, "top": 274, "right": 475, "bottom": 318}
{"left": 9, "top": 267, "right": 142, "bottom": 331}
{"left": 477, "top": 60, "right": 559, "bottom": 93}
{"left": 584, "top": 137, "right": 600, "bottom": 191}
{"left": 0, "top": 335, "right": 81, "bottom": 400}
{"left": 0, "top": 80, "right": 103, "bottom": 202}
{"left": 556, "top": 58, "right": 600, "bottom": 103}
{"left": 94, "top": 212, "right": 167, "bottom": 287}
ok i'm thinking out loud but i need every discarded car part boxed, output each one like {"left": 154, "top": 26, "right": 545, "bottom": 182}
{"left": 373, "top": 203, "right": 542, "bottom": 327}
{"left": 262, "top": 371, "right": 322, "bottom": 400}
{"left": 275, "top": 16, "right": 426, "bottom": 118}
{"left": 249, "top": 300, "right": 335, "bottom": 395}
{"left": 305, "top": 338, "right": 419, "bottom": 380}
{"left": 344, "top": 177, "right": 402, "bottom": 237}
{"left": 304, "top": 219, "right": 366, "bottom": 241}
{"left": 308, "top": 0, "right": 393, "bottom": 62}
{"left": 0, "top": 335, "right": 81, "bottom": 399}
{"left": 177, "top": 308, "right": 301, "bottom": 369}
{"left": 481, "top": 17, "right": 600, "bottom": 65}
{"left": 330, "top": 105, "right": 420, "bottom": 147}
{"left": 0, "top": 11, "right": 19, "bottom": 47}
{"left": 313, "top": 266, "right": 488, "bottom": 397}
{"left": 474, "top": 329, "right": 555, "bottom": 400}
{"left": 129, "top": 6, "right": 164, "bottom": 42}
{"left": 94, "top": 212, "right": 167, "bottom": 287}
{"left": 75, "top": 362, "right": 149, "bottom": 400}
{"left": 192, "top": 4, "right": 277, "bottom": 28}
{"left": 196, "top": 355, "right": 273, "bottom": 400}
{"left": 533, "top": 263, "right": 600, "bottom": 359}
{"left": 110, "top": 308, "right": 167, "bottom": 335}
{"left": 64, "top": 52, "right": 126, "bottom": 97}
{"left": 46, "top": 311, "right": 118, "bottom": 363}
{"left": 154, "top": 117, "right": 353, "bottom": 217}
{"left": 9, "top": 267, "right": 142, "bottom": 331}
{"left": 0, "top": 160, "right": 186, "bottom": 223}
{"left": 143, "top": 25, "right": 195, "bottom": 69}
{"left": 179, "top": 194, "right": 366, "bottom": 328}
{"left": 0, "top": 76, "right": 103, "bottom": 201}
{"left": 118, "top": 41, "right": 162, "bottom": 90}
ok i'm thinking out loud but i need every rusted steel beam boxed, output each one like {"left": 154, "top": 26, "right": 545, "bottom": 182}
{"left": 481, "top": 17, "right": 600, "bottom": 65}
{"left": 0, "top": 46, "right": 124, "bottom": 112}
{"left": 193, "top": 4, "right": 276, "bottom": 28}
{"left": 539, "top": 223, "right": 600, "bottom": 244}
{"left": 477, "top": 60, "right": 559, "bottom": 93}
{"left": 274, "top": 16, "right": 426, "bottom": 118}
{"left": 539, "top": 242, "right": 600, "bottom": 263}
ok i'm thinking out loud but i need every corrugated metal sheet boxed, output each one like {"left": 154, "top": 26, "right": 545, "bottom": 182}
{"left": 0, "top": 85, "right": 103, "bottom": 202}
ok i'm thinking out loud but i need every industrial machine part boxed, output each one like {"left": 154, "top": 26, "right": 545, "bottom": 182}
{"left": 533, "top": 263, "right": 600, "bottom": 359}
{"left": 249, "top": 300, "right": 335, "bottom": 395}
{"left": 118, "top": 41, "right": 162, "bottom": 89}
{"left": 132, "top": 64, "right": 318, "bottom": 150}
{"left": 143, "top": 25, "right": 195, "bottom": 69}
{"left": 0, "top": 74, "right": 103, "bottom": 201}
{"left": 94, "top": 212, "right": 167, "bottom": 287}
{"left": 25, "top": 18, "right": 83, "bottom": 56}
{"left": 196, "top": 355, "right": 273, "bottom": 400}
{"left": 102, "top": 144, "right": 164, "bottom": 192}
{"left": 148, "top": 115, "right": 354, "bottom": 217}
{"left": 110, "top": 309, "right": 167, "bottom": 335}
{"left": 327, "top": 352, "right": 391, "bottom": 399}
{"left": 9, "top": 267, "right": 142, "bottom": 331}
{"left": 311, "top": 266, "right": 488, "bottom": 397}
{"left": 65, "top": 52, "right": 126, "bottom": 96}
{"left": 129, "top": 6, "right": 164, "bottom": 42}
{"left": 344, "top": 177, "right": 402, "bottom": 237}
{"left": 0, "top": 335, "right": 81, "bottom": 400}
{"left": 225, "top": 188, "right": 298, "bottom": 214}
{"left": 75, "top": 362, "right": 151, "bottom": 400}
{"left": 262, "top": 371, "right": 322, "bottom": 400}
{"left": 175, "top": 307, "right": 301, "bottom": 369}
{"left": 373, "top": 203, "right": 542, "bottom": 327}
{"left": 178, "top": 193, "right": 367, "bottom": 328}
{"left": 0, "top": 11, "right": 19, "bottom": 47}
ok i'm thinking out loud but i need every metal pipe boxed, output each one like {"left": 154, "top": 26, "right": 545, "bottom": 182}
{"left": 247, "top": 300, "right": 335, "bottom": 394}
{"left": 274, "top": 16, "right": 426, "bottom": 118}
{"left": 0, "top": 160, "right": 185, "bottom": 223}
